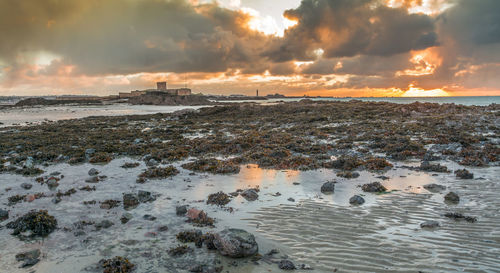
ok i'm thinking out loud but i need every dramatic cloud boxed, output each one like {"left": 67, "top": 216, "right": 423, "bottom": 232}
{"left": 0, "top": 0, "right": 499, "bottom": 96}
{"left": 264, "top": 0, "right": 438, "bottom": 61}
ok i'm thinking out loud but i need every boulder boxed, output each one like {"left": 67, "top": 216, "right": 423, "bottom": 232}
{"left": 444, "top": 192, "right": 460, "bottom": 204}
{"left": 349, "top": 195, "right": 365, "bottom": 205}
{"left": 320, "top": 181, "right": 335, "bottom": 193}
{"left": 241, "top": 189, "right": 259, "bottom": 201}
{"left": 361, "top": 182, "right": 387, "bottom": 193}
{"left": 455, "top": 169, "right": 473, "bottom": 179}
{"left": 88, "top": 168, "right": 99, "bottom": 176}
{"left": 213, "top": 228, "right": 258, "bottom": 258}
{"left": 279, "top": 260, "right": 296, "bottom": 270}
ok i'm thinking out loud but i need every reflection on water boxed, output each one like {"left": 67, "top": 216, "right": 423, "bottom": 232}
{"left": 0, "top": 158, "right": 498, "bottom": 272}
{"left": 0, "top": 104, "right": 208, "bottom": 127}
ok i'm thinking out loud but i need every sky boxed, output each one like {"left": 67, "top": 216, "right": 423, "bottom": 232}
{"left": 0, "top": 0, "right": 499, "bottom": 97}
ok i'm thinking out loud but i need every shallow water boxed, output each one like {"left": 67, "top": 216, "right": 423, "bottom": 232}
{"left": 216, "top": 96, "right": 500, "bottom": 106}
{"left": 0, "top": 104, "right": 208, "bottom": 127}
{"left": 0, "top": 158, "right": 499, "bottom": 272}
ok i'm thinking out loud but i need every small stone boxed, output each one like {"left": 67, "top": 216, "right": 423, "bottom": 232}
{"left": 423, "top": 184, "right": 446, "bottom": 192}
{"left": 176, "top": 205, "right": 188, "bottom": 216}
{"left": 88, "top": 168, "right": 99, "bottom": 176}
{"left": 21, "top": 183, "right": 32, "bottom": 190}
{"left": 85, "top": 176, "right": 99, "bottom": 183}
{"left": 241, "top": 189, "right": 259, "bottom": 201}
{"left": 349, "top": 195, "right": 365, "bottom": 205}
{"left": 85, "top": 148, "right": 96, "bottom": 156}
{"left": 46, "top": 177, "right": 59, "bottom": 188}
{"left": 287, "top": 198, "right": 295, "bottom": 202}
{"left": 444, "top": 192, "right": 460, "bottom": 204}
{"left": 24, "top": 194, "right": 36, "bottom": 202}
{"left": 143, "top": 214, "right": 157, "bottom": 221}
{"left": 120, "top": 213, "right": 133, "bottom": 224}
{"left": 95, "top": 220, "right": 114, "bottom": 229}
{"left": 146, "top": 158, "right": 158, "bottom": 167}
{"left": 278, "top": 260, "right": 296, "bottom": 270}
{"left": 420, "top": 220, "right": 440, "bottom": 229}
{"left": 123, "top": 194, "right": 139, "bottom": 210}
{"left": 15, "top": 249, "right": 40, "bottom": 265}
{"left": 52, "top": 197, "right": 62, "bottom": 204}
{"left": 320, "top": 181, "right": 335, "bottom": 193}
{"left": 157, "top": 225, "right": 169, "bottom": 232}
{"left": 138, "top": 190, "right": 155, "bottom": 203}
{"left": 0, "top": 209, "right": 8, "bottom": 221}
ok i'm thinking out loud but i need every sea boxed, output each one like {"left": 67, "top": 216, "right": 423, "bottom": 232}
{"left": 0, "top": 96, "right": 498, "bottom": 128}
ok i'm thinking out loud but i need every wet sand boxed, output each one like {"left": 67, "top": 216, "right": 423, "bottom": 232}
{"left": 1, "top": 157, "right": 499, "bottom": 272}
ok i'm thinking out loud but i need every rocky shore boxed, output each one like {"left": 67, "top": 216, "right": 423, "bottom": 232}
{"left": 0, "top": 100, "right": 498, "bottom": 272}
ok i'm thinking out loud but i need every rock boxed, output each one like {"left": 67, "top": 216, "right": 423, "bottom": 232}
{"left": 24, "top": 194, "right": 36, "bottom": 202}
{"left": 157, "top": 225, "right": 169, "bottom": 232}
{"left": 146, "top": 158, "right": 159, "bottom": 167}
{"left": 24, "top": 157, "right": 34, "bottom": 169}
{"left": 288, "top": 198, "right": 295, "bottom": 202}
{"left": 176, "top": 205, "right": 188, "bottom": 216}
{"left": 320, "top": 181, "right": 335, "bottom": 193}
{"left": 213, "top": 228, "right": 258, "bottom": 258}
{"left": 6, "top": 210, "right": 57, "bottom": 237}
{"left": 207, "top": 191, "right": 232, "bottom": 206}
{"left": 0, "top": 209, "right": 9, "bottom": 221}
{"left": 123, "top": 194, "right": 139, "bottom": 210}
{"left": 21, "top": 183, "right": 32, "bottom": 190}
{"left": 241, "top": 189, "right": 259, "bottom": 201}
{"left": 361, "top": 182, "right": 387, "bottom": 193}
{"left": 143, "top": 214, "right": 157, "bottom": 221}
{"left": 187, "top": 208, "right": 203, "bottom": 220}
{"left": 455, "top": 169, "right": 473, "bottom": 179}
{"left": 85, "top": 148, "right": 96, "bottom": 156}
{"left": 46, "top": 178, "right": 59, "bottom": 189}
{"left": 349, "top": 195, "right": 365, "bottom": 205}
{"left": 444, "top": 192, "right": 460, "bottom": 204}
{"left": 85, "top": 176, "right": 99, "bottom": 183}
{"left": 99, "top": 256, "right": 134, "bottom": 273}
{"left": 88, "top": 168, "right": 99, "bottom": 176}
{"left": 423, "top": 184, "right": 446, "bottom": 192}
{"left": 16, "top": 249, "right": 40, "bottom": 268}
{"left": 120, "top": 213, "right": 133, "bottom": 224}
{"left": 279, "top": 260, "right": 296, "bottom": 270}
{"left": 138, "top": 190, "right": 155, "bottom": 203}
{"left": 52, "top": 197, "right": 62, "bottom": 204}
{"left": 420, "top": 220, "right": 440, "bottom": 228}
{"left": 420, "top": 161, "right": 448, "bottom": 173}
{"left": 444, "top": 212, "right": 477, "bottom": 223}
{"left": 95, "top": 220, "right": 114, "bottom": 229}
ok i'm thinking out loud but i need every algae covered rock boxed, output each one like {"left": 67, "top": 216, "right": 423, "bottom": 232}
{"left": 213, "top": 228, "right": 258, "bottom": 258}
{"left": 6, "top": 210, "right": 57, "bottom": 239}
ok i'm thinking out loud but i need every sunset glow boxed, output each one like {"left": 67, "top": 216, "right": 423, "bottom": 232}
{"left": 0, "top": 0, "right": 498, "bottom": 97}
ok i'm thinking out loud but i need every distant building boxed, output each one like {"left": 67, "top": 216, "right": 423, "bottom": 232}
{"left": 256, "top": 89, "right": 259, "bottom": 97}
{"left": 157, "top": 82, "right": 167, "bottom": 91}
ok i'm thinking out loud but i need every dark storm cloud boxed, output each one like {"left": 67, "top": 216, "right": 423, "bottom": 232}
{"left": 0, "top": 0, "right": 272, "bottom": 76}
{"left": 263, "top": 0, "right": 438, "bottom": 62}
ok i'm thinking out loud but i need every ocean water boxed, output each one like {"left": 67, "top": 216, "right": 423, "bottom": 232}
{"left": 227, "top": 96, "right": 500, "bottom": 106}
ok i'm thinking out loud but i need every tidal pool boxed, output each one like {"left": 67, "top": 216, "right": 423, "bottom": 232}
{"left": 0, "top": 158, "right": 498, "bottom": 272}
